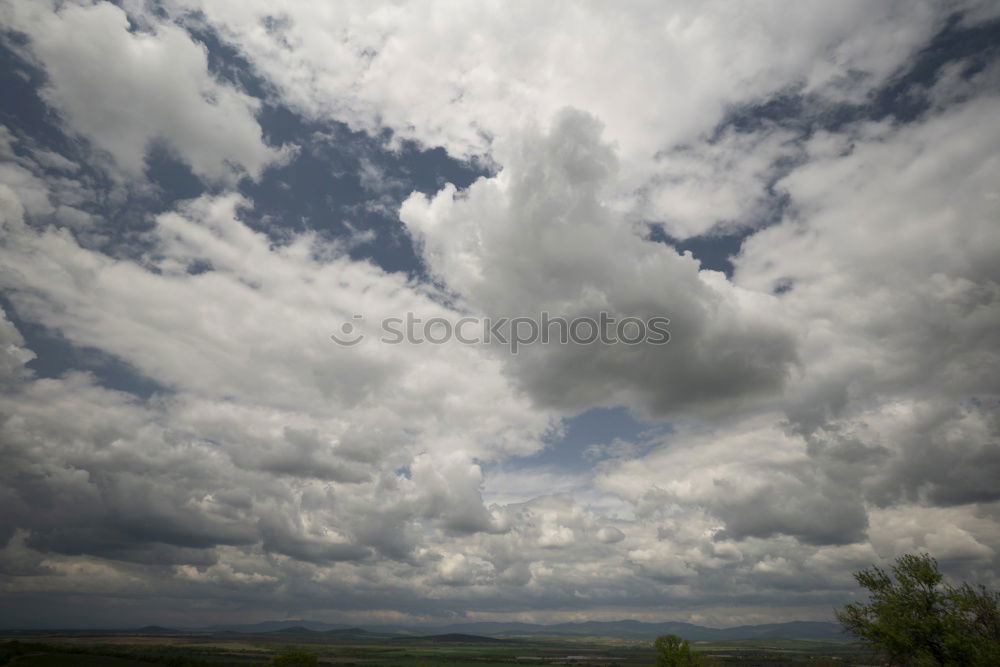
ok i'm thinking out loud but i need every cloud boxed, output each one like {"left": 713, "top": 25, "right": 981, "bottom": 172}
{"left": 597, "top": 527, "right": 626, "bottom": 544}
{"left": 637, "top": 126, "right": 802, "bottom": 238}
{"left": 1, "top": 0, "right": 999, "bottom": 629}
{"left": 588, "top": 69, "right": 1000, "bottom": 585}
{"left": 0, "top": 302, "right": 35, "bottom": 385}
{"left": 0, "top": 177, "right": 557, "bottom": 579}
{"left": 168, "top": 0, "right": 973, "bottom": 239}
{"left": 401, "top": 108, "right": 798, "bottom": 417}
{"left": 174, "top": 0, "right": 953, "bottom": 161}
{"left": 2, "top": 0, "right": 287, "bottom": 182}
{"left": 734, "top": 84, "right": 1000, "bottom": 507}
{"left": 0, "top": 189, "right": 555, "bottom": 458}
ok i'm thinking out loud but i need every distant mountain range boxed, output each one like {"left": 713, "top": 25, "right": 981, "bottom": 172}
{"left": 199, "top": 618, "right": 850, "bottom": 642}
{"left": 2, "top": 618, "right": 850, "bottom": 642}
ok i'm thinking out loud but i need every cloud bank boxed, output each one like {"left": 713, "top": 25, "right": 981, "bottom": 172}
{"left": 0, "top": 0, "right": 998, "bottom": 628}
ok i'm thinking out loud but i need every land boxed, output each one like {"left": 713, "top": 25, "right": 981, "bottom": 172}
{"left": 0, "top": 625, "right": 876, "bottom": 666}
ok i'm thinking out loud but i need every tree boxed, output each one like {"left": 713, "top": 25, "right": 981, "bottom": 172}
{"left": 836, "top": 552, "right": 1000, "bottom": 666}
{"left": 654, "top": 633, "right": 715, "bottom": 666}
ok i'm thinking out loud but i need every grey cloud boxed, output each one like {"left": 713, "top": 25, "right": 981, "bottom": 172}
{"left": 732, "top": 87, "right": 1000, "bottom": 519}
{"left": 244, "top": 427, "right": 371, "bottom": 484}
{"left": 401, "top": 109, "right": 798, "bottom": 418}
{"left": 259, "top": 520, "right": 373, "bottom": 564}
{"left": 597, "top": 526, "right": 626, "bottom": 544}
{"left": 0, "top": 305, "right": 35, "bottom": 385}
{"left": 862, "top": 402, "right": 1000, "bottom": 509}
{"left": 713, "top": 482, "right": 869, "bottom": 546}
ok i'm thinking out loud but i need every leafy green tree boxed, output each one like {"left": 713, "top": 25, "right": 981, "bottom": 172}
{"left": 272, "top": 649, "right": 319, "bottom": 666}
{"left": 654, "top": 633, "right": 715, "bottom": 666}
{"left": 836, "top": 552, "right": 1000, "bottom": 666}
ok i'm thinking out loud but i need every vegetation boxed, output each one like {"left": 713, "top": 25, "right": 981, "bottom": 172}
{"left": 653, "top": 633, "right": 717, "bottom": 666}
{"left": 836, "top": 552, "right": 1000, "bottom": 666}
{"left": 271, "top": 650, "right": 318, "bottom": 666}
{"left": 0, "top": 640, "right": 218, "bottom": 666}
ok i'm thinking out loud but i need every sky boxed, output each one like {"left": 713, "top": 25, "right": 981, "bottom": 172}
{"left": 0, "top": 0, "right": 998, "bottom": 629}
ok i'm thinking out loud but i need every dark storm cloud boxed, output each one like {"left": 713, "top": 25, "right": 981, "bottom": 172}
{"left": 713, "top": 483, "right": 869, "bottom": 546}
{"left": 869, "top": 404, "right": 1000, "bottom": 508}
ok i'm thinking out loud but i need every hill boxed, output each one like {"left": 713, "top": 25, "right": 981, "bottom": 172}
{"left": 204, "top": 618, "right": 848, "bottom": 642}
